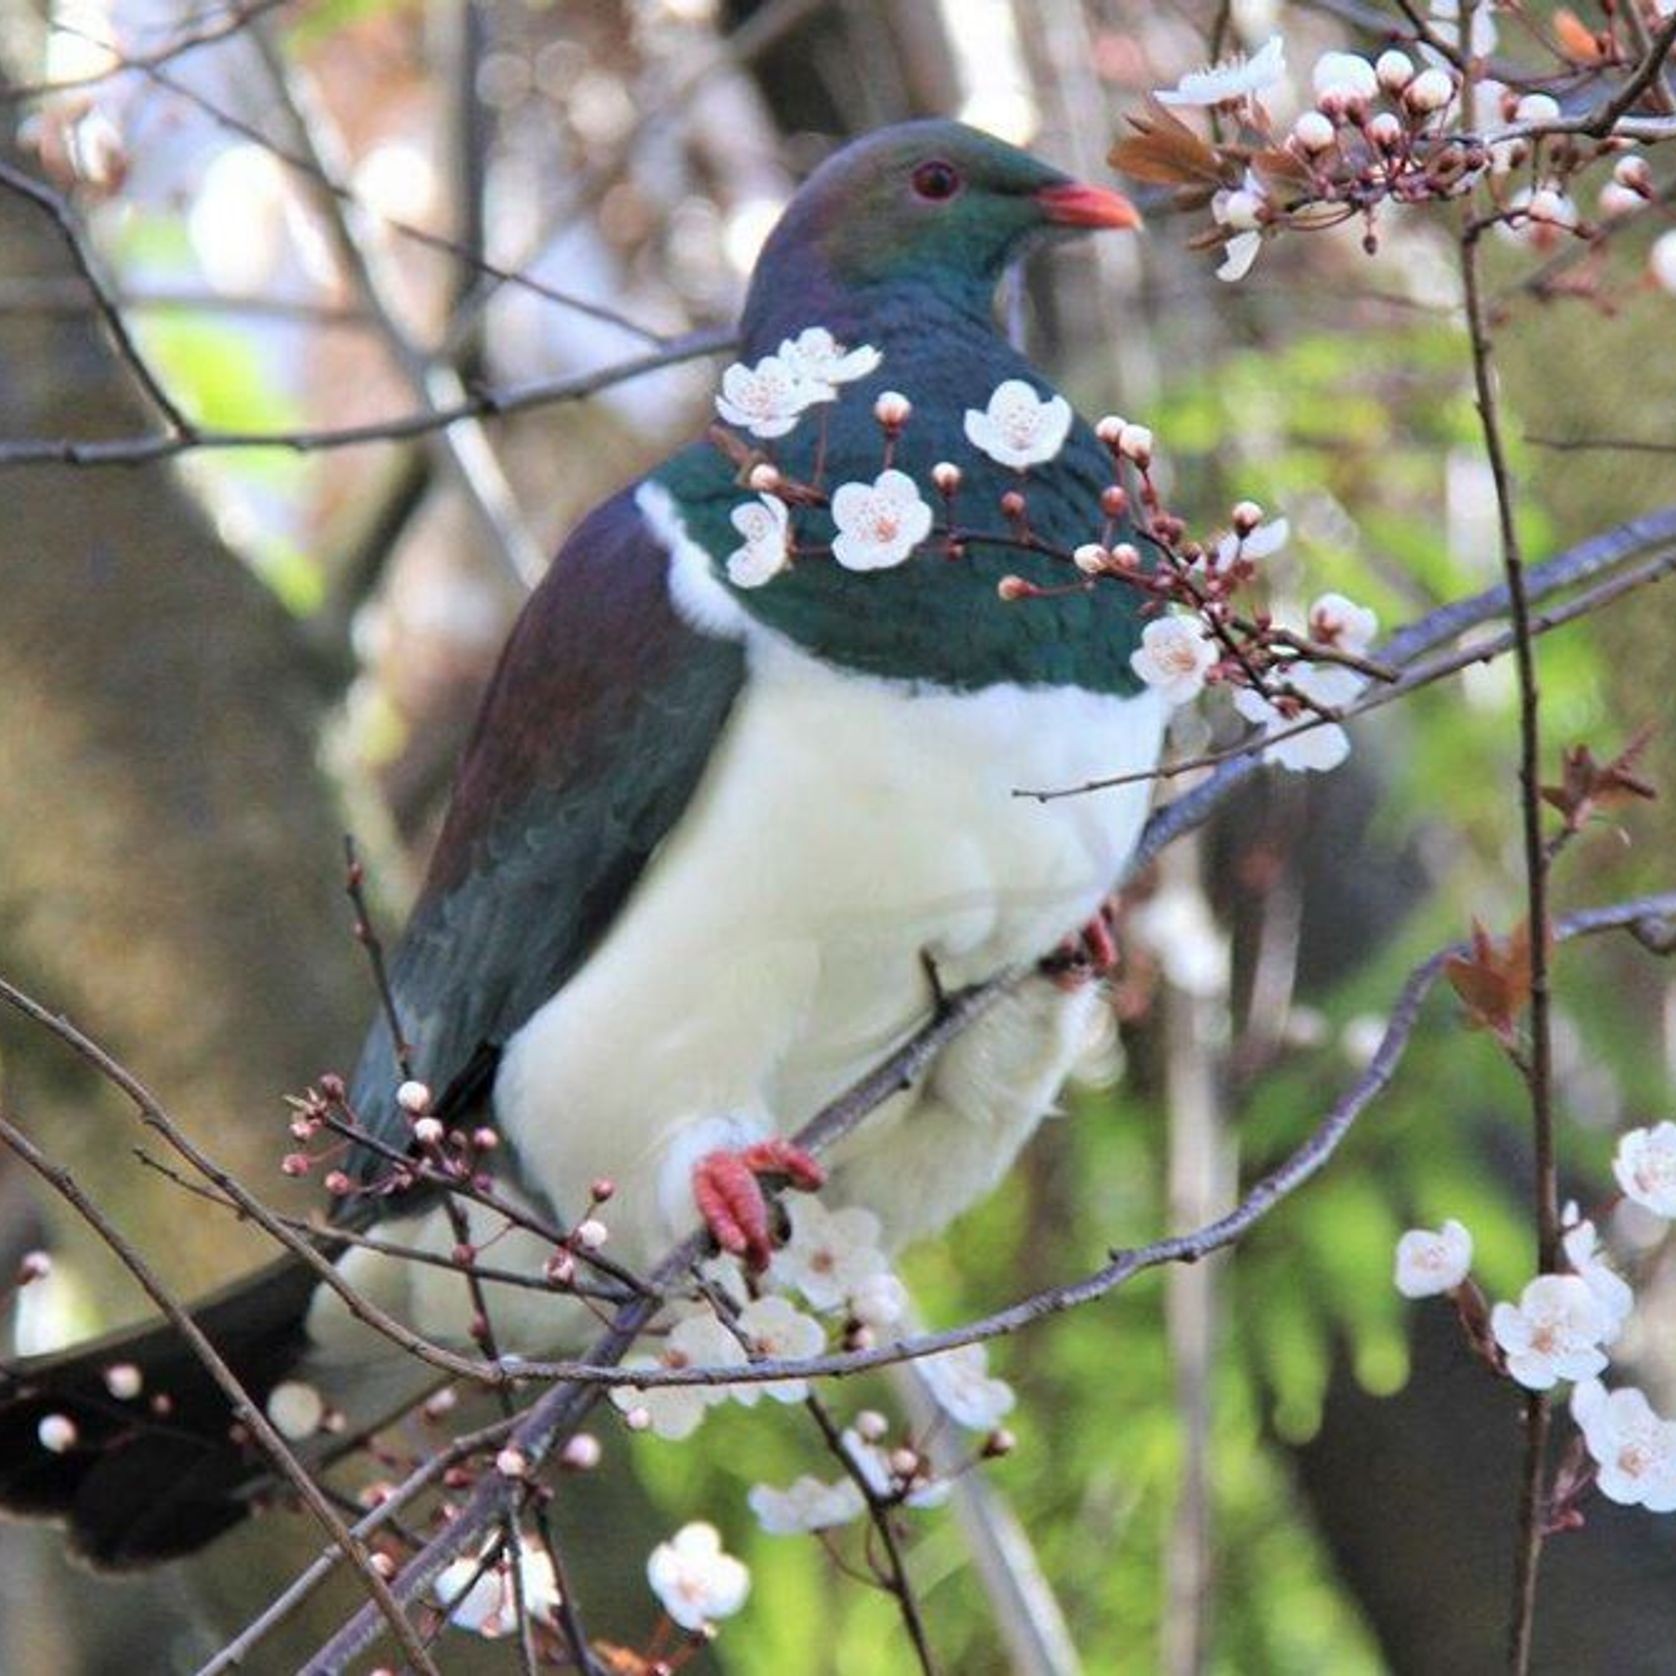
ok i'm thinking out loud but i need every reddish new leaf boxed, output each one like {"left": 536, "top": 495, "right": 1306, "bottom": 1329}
{"left": 1110, "top": 100, "right": 1227, "bottom": 190}
{"left": 1446, "top": 918, "right": 1549, "bottom": 1044}
{"left": 1541, "top": 725, "right": 1657, "bottom": 832}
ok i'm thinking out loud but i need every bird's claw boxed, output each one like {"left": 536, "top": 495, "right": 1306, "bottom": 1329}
{"left": 692, "top": 1140, "right": 825, "bottom": 1272}
{"left": 1043, "top": 901, "right": 1120, "bottom": 991}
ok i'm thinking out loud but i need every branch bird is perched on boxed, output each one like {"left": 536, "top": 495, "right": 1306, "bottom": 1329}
{"left": 0, "top": 120, "right": 1157, "bottom": 1566}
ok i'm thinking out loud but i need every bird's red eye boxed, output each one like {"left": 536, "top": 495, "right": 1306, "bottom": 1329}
{"left": 911, "top": 160, "right": 962, "bottom": 202}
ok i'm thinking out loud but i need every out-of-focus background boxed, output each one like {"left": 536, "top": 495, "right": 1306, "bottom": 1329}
{"left": 3, "top": 0, "right": 1676, "bottom": 1669}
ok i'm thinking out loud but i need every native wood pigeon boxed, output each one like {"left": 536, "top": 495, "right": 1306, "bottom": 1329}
{"left": 0, "top": 118, "right": 1159, "bottom": 1565}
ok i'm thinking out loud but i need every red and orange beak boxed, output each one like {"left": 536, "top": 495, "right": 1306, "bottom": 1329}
{"left": 1035, "top": 180, "right": 1143, "bottom": 231}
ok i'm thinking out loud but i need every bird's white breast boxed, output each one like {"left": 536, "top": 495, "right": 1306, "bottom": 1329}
{"left": 491, "top": 495, "right": 1164, "bottom": 1270}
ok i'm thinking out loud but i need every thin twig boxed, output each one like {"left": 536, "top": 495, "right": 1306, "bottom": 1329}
{"left": 806, "top": 1392, "right": 938, "bottom": 1675}
{"left": 0, "top": 160, "right": 193, "bottom": 436}
{"left": 0, "top": 329, "right": 733, "bottom": 466}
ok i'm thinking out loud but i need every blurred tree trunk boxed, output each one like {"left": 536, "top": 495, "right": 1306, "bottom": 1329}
{"left": 0, "top": 133, "right": 371, "bottom": 1669}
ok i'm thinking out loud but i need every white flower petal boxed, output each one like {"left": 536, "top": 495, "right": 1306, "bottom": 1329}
{"left": 1157, "top": 35, "right": 1286, "bottom": 107}
{"left": 748, "top": 1475, "right": 867, "bottom": 1534}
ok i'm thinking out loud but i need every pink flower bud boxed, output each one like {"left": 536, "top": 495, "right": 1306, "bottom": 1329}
{"left": 324, "top": 1170, "right": 353, "bottom": 1196}
{"left": 17, "top": 1250, "right": 51, "bottom": 1283}
{"left": 1291, "top": 111, "right": 1336, "bottom": 152}
{"left": 1614, "top": 154, "right": 1652, "bottom": 196}
{"left": 545, "top": 1250, "right": 577, "bottom": 1287}
{"left": 560, "top": 1433, "right": 603, "bottom": 1471}
{"left": 1116, "top": 423, "right": 1153, "bottom": 466}
{"left": 590, "top": 1177, "right": 616, "bottom": 1203}
{"left": 281, "top": 1152, "right": 311, "bottom": 1177}
{"left": 413, "top": 1115, "right": 445, "bottom": 1146}
{"left": 495, "top": 1447, "right": 529, "bottom": 1479}
{"left": 472, "top": 1126, "right": 498, "bottom": 1150}
{"left": 1404, "top": 69, "right": 1455, "bottom": 114}
{"left": 1101, "top": 484, "right": 1129, "bottom": 518}
{"left": 1231, "top": 499, "right": 1264, "bottom": 534}
{"left": 1375, "top": 49, "right": 1415, "bottom": 91}
{"left": 855, "top": 1409, "right": 889, "bottom": 1442}
{"left": 873, "top": 389, "right": 912, "bottom": 428}
{"left": 888, "top": 1446, "right": 920, "bottom": 1480}
{"left": 1095, "top": 414, "right": 1128, "bottom": 445}
{"left": 103, "top": 1363, "right": 143, "bottom": 1400}
{"left": 574, "top": 1217, "right": 609, "bottom": 1250}
{"left": 1366, "top": 112, "right": 1403, "bottom": 149}
{"left": 396, "top": 1080, "right": 431, "bottom": 1115}
{"left": 623, "top": 1404, "right": 652, "bottom": 1432}
{"left": 36, "top": 1414, "right": 78, "bottom": 1454}
{"left": 1000, "top": 489, "right": 1027, "bottom": 520}
{"left": 931, "top": 460, "right": 962, "bottom": 493}
{"left": 1110, "top": 542, "right": 1142, "bottom": 569}
{"left": 747, "top": 461, "right": 782, "bottom": 492}
{"left": 983, "top": 1427, "right": 1018, "bottom": 1458}
{"left": 1073, "top": 543, "right": 1110, "bottom": 575}
{"left": 996, "top": 575, "right": 1033, "bottom": 601}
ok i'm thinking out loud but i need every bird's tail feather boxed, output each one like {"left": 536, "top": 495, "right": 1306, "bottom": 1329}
{"left": 0, "top": 1251, "right": 330, "bottom": 1568}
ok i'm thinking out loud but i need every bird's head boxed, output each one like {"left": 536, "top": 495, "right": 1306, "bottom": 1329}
{"left": 739, "top": 120, "right": 1140, "bottom": 342}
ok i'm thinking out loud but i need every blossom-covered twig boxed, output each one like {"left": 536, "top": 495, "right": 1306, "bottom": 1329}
{"left": 309, "top": 891, "right": 1676, "bottom": 1666}
{"left": 0, "top": 1113, "right": 440, "bottom": 1675}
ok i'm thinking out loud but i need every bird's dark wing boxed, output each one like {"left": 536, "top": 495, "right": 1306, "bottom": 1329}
{"left": 342, "top": 483, "right": 746, "bottom": 1204}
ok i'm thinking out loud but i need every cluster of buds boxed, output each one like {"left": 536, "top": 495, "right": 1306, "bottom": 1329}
{"left": 1123, "top": 27, "right": 1669, "bottom": 282}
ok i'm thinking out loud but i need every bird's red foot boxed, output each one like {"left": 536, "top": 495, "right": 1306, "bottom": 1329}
{"left": 1044, "top": 901, "right": 1120, "bottom": 991}
{"left": 692, "top": 1140, "right": 826, "bottom": 1272}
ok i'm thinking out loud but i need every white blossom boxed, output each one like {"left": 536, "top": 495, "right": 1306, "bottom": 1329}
{"left": 748, "top": 1474, "right": 866, "bottom": 1534}
{"left": 1156, "top": 34, "right": 1286, "bottom": 107}
{"left": 732, "top": 1295, "right": 827, "bottom": 1406}
{"left": 919, "top": 1343, "right": 1015, "bottom": 1431}
{"left": 1614, "top": 1121, "right": 1676, "bottom": 1218}
{"left": 962, "top": 379, "right": 1074, "bottom": 470}
{"left": 266, "top": 1380, "right": 325, "bottom": 1440}
{"left": 1211, "top": 513, "right": 1289, "bottom": 571}
{"left": 1394, "top": 1220, "right": 1473, "bottom": 1298}
{"left": 830, "top": 469, "right": 933, "bottom": 571}
{"left": 1650, "top": 231, "right": 1676, "bottom": 297}
{"left": 1573, "top": 1380, "right": 1676, "bottom": 1511}
{"left": 1491, "top": 1273, "right": 1610, "bottom": 1390}
{"left": 725, "top": 494, "right": 792, "bottom": 589}
{"left": 1312, "top": 51, "right": 1379, "bottom": 105}
{"left": 1307, "top": 592, "right": 1379, "bottom": 656}
{"left": 770, "top": 1197, "right": 888, "bottom": 1310}
{"left": 647, "top": 1522, "right": 750, "bottom": 1631}
{"left": 849, "top": 1270, "right": 910, "bottom": 1331}
{"left": 715, "top": 354, "right": 817, "bottom": 439}
{"left": 434, "top": 1538, "right": 561, "bottom": 1639}
{"left": 1130, "top": 615, "right": 1218, "bottom": 707}
{"left": 610, "top": 1310, "right": 746, "bottom": 1440}
{"left": 1428, "top": 0, "right": 1498, "bottom": 58}
{"left": 776, "top": 326, "right": 881, "bottom": 392}
{"left": 1232, "top": 662, "right": 1362, "bottom": 774}
{"left": 1217, "top": 230, "right": 1263, "bottom": 283}
{"left": 1562, "top": 1216, "right": 1634, "bottom": 1342}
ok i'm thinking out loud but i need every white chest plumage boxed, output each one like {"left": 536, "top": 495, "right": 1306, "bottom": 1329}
{"left": 491, "top": 493, "right": 1165, "bottom": 1269}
